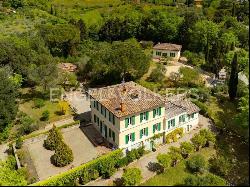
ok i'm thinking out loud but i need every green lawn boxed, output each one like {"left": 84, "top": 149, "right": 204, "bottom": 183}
{"left": 142, "top": 147, "right": 216, "bottom": 186}
{"left": 18, "top": 87, "right": 74, "bottom": 127}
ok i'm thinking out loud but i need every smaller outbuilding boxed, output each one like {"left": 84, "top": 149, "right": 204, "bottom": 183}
{"left": 153, "top": 43, "right": 182, "bottom": 62}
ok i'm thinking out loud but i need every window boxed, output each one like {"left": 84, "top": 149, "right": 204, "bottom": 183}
{"left": 97, "top": 117, "right": 99, "bottom": 126}
{"left": 101, "top": 105, "right": 104, "bottom": 115}
{"left": 168, "top": 119, "right": 175, "bottom": 129}
{"left": 93, "top": 101, "right": 96, "bottom": 108}
{"left": 112, "top": 131, "right": 115, "bottom": 142}
{"left": 125, "top": 116, "right": 135, "bottom": 128}
{"left": 94, "top": 115, "right": 97, "bottom": 123}
{"left": 125, "top": 133, "right": 135, "bottom": 144}
{"left": 170, "top": 52, "right": 176, "bottom": 57}
{"left": 156, "top": 51, "right": 162, "bottom": 56}
{"left": 162, "top": 53, "right": 168, "bottom": 57}
{"left": 112, "top": 115, "right": 115, "bottom": 126}
{"left": 179, "top": 115, "right": 185, "bottom": 123}
{"left": 96, "top": 102, "right": 99, "bottom": 111}
{"left": 104, "top": 108, "right": 107, "bottom": 117}
{"left": 153, "top": 123, "right": 161, "bottom": 133}
{"left": 140, "top": 127, "right": 148, "bottom": 138}
{"left": 153, "top": 107, "right": 162, "bottom": 118}
{"left": 140, "top": 112, "right": 149, "bottom": 122}
{"left": 109, "top": 111, "right": 112, "bottom": 122}
{"left": 191, "top": 113, "right": 195, "bottom": 118}
{"left": 109, "top": 128, "right": 111, "bottom": 138}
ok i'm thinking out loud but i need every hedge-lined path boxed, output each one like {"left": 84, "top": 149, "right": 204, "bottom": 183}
{"left": 86, "top": 115, "right": 213, "bottom": 186}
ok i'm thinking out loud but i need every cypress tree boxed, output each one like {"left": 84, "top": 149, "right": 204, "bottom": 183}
{"left": 228, "top": 52, "right": 238, "bottom": 100}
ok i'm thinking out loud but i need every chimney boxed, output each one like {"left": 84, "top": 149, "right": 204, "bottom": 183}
{"left": 120, "top": 102, "right": 125, "bottom": 112}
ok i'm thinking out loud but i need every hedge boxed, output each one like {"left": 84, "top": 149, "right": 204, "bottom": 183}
{"left": 31, "top": 149, "right": 123, "bottom": 186}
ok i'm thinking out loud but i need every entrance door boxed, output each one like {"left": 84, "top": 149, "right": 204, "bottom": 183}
{"left": 150, "top": 141, "right": 154, "bottom": 151}
{"left": 104, "top": 125, "right": 107, "bottom": 138}
{"left": 100, "top": 121, "right": 103, "bottom": 133}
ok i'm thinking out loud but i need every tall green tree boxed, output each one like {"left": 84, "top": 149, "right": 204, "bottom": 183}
{"left": 189, "top": 20, "right": 220, "bottom": 62}
{"left": 228, "top": 52, "right": 238, "bottom": 100}
{"left": 0, "top": 68, "right": 19, "bottom": 132}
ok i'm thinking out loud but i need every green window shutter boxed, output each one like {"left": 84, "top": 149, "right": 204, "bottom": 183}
{"left": 132, "top": 132, "right": 135, "bottom": 142}
{"left": 93, "top": 101, "right": 96, "bottom": 108}
{"left": 104, "top": 108, "right": 106, "bottom": 117}
{"left": 140, "top": 113, "right": 143, "bottom": 122}
{"left": 153, "top": 125, "right": 155, "bottom": 133}
{"left": 159, "top": 107, "right": 161, "bottom": 115}
{"left": 109, "top": 128, "right": 111, "bottom": 137}
{"left": 125, "top": 135, "right": 129, "bottom": 144}
{"left": 153, "top": 109, "right": 156, "bottom": 118}
{"left": 158, "top": 123, "right": 161, "bottom": 131}
{"left": 113, "top": 115, "right": 115, "bottom": 125}
{"left": 140, "top": 130, "right": 143, "bottom": 139}
{"left": 94, "top": 115, "right": 96, "bottom": 123}
{"left": 109, "top": 112, "right": 111, "bottom": 121}
{"left": 112, "top": 131, "right": 115, "bottom": 142}
{"left": 132, "top": 116, "right": 135, "bottom": 125}
{"left": 100, "top": 123, "right": 102, "bottom": 133}
{"left": 146, "top": 111, "right": 149, "bottom": 120}
{"left": 146, "top": 127, "right": 148, "bottom": 136}
{"left": 104, "top": 125, "right": 107, "bottom": 138}
{"left": 125, "top": 118, "right": 129, "bottom": 128}
{"left": 173, "top": 119, "right": 175, "bottom": 126}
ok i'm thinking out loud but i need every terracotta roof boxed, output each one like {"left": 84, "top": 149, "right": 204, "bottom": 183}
{"left": 153, "top": 43, "right": 182, "bottom": 51}
{"left": 58, "top": 63, "right": 77, "bottom": 72}
{"left": 88, "top": 81, "right": 165, "bottom": 118}
{"left": 165, "top": 96, "right": 200, "bottom": 119}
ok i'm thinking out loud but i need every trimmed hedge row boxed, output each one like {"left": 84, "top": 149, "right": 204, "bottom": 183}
{"left": 31, "top": 149, "right": 123, "bottom": 186}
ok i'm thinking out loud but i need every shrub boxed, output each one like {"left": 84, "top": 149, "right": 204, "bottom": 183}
{"left": 191, "top": 133, "right": 206, "bottom": 151}
{"left": 126, "top": 149, "right": 139, "bottom": 163}
{"left": 79, "top": 168, "right": 99, "bottom": 184}
{"left": 180, "top": 142, "right": 194, "bottom": 158}
{"left": 186, "top": 154, "right": 206, "bottom": 173}
{"left": 147, "top": 64, "right": 165, "bottom": 83}
{"left": 137, "top": 146, "right": 145, "bottom": 157}
{"left": 199, "top": 129, "right": 216, "bottom": 146}
{"left": 33, "top": 98, "right": 45, "bottom": 108}
{"left": 184, "top": 173, "right": 227, "bottom": 186}
{"left": 168, "top": 146, "right": 183, "bottom": 167}
{"left": 191, "top": 100, "right": 208, "bottom": 116}
{"left": 51, "top": 141, "right": 73, "bottom": 167}
{"left": 43, "top": 126, "right": 63, "bottom": 150}
{"left": 18, "top": 115, "right": 38, "bottom": 135}
{"left": 122, "top": 168, "right": 142, "bottom": 186}
{"left": 157, "top": 153, "right": 171, "bottom": 170}
{"left": 208, "top": 155, "right": 231, "bottom": 177}
{"left": 15, "top": 136, "right": 23, "bottom": 149}
{"left": 116, "top": 157, "right": 129, "bottom": 168}
{"left": 41, "top": 110, "right": 50, "bottom": 121}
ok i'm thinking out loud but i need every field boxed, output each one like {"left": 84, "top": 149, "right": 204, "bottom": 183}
{"left": 142, "top": 147, "right": 216, "bottom": 186}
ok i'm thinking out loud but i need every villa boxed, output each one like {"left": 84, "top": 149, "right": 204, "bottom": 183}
{"left": 87, "top": 81, "right": 199, "bottom": 152}
{"left": 153, "top": 43, "right": 182, "bottom": 61}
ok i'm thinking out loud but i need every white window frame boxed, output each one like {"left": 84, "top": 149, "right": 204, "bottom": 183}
{"left": 128, "top": 117, "right": 132, "bottom": 125}
{"left": 142, "top": 128, "right": 147, "bottom": 136}
{"left": 142, "top": 112, "right": 147, "bottom": 121}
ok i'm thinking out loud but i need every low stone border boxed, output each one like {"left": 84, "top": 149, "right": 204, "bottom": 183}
{"left": 12, "top": 144, "right": 21, "bottom": 169}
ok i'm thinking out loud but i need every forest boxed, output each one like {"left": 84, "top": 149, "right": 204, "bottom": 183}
{"left": 0, "top": 0, "right": 249, "bottom": 185}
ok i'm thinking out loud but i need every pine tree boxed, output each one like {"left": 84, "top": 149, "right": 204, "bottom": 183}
{"left": 228, "top": 52, "right": 238, "bottom": 100}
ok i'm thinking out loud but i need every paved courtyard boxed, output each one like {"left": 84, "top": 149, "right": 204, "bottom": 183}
{"left": 24, "top": 125, "right": 102, "bottom": 181}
